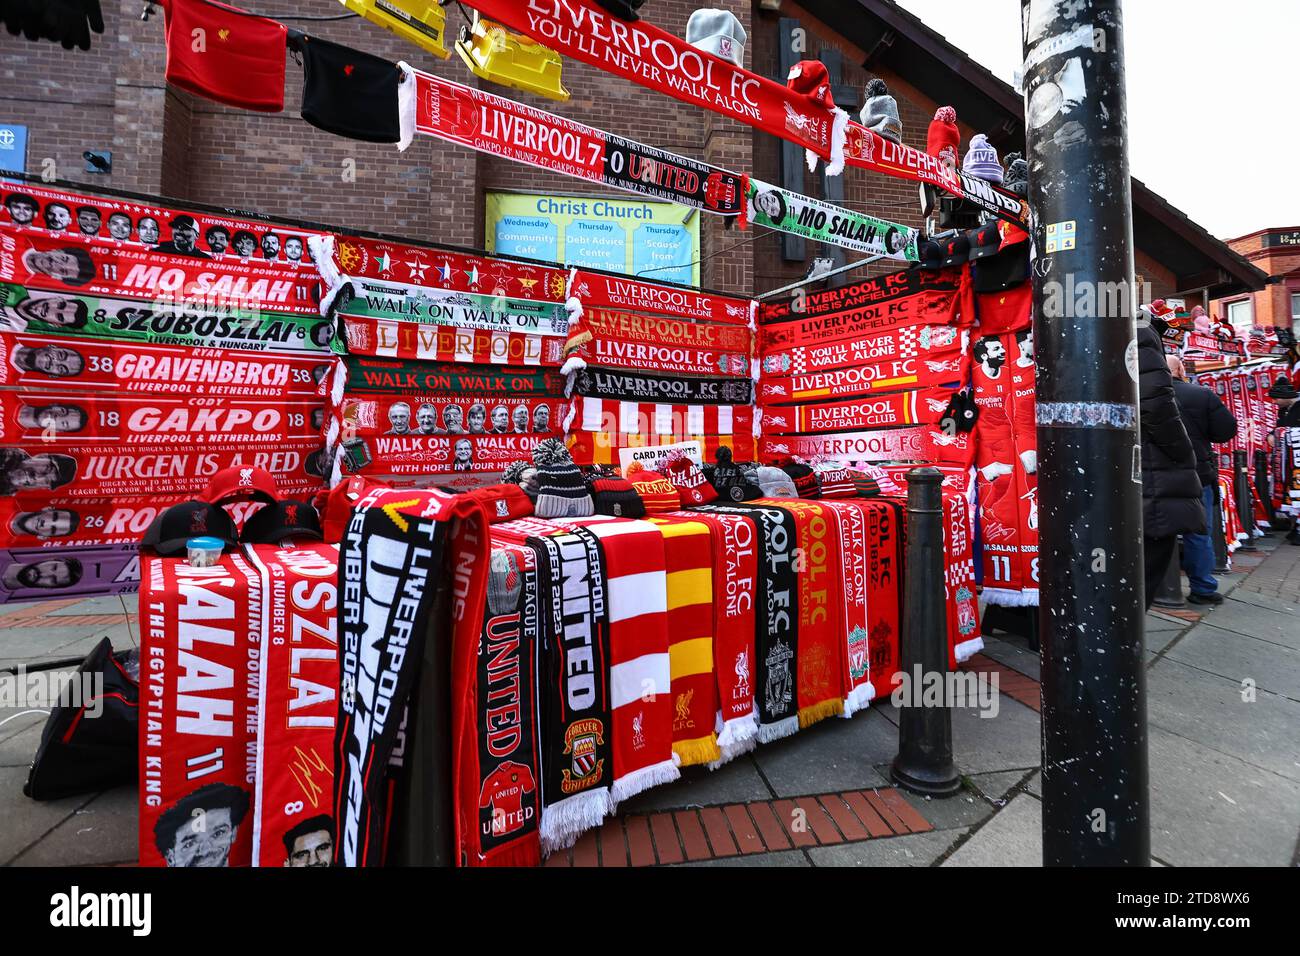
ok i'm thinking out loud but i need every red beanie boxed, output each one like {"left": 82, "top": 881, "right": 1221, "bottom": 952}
{"left": 626, "top": 462, "right": 682, "bottom": 514}
{"left": 786, "top": 59, "right": 836, "bottom": 110}
{"left": 466, "top": 484, "right": 534, "bottom": 524}
{"left": 665, "top": 454, "right": 718, "bottom": 507}
{"left": 927, "top": 106, "right": 960, "bottom": 167}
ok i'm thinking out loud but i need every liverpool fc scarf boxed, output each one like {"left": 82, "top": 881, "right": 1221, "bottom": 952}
{"left": 759, "top": 354, "right": 964, "bottom": 403}
{"left": 0, "top": 284, "right": 329, "bottom": 352}
{"left": 861, "top": 499, "right": 903, "bottom": 702}
{"left": 664, "top": 509, "right": 758, "bottom": 763}
{"left": 569, "top": 367, "right": 754, "bottom": 405}
{"left": 817, "top": 501, "right": 875, "bottom": 715}
{"left": 761, "top": 388, "right": 953, "bottom": 434}
{"left": 334, "top": 276, "right": 570, "bottom": 337}
{"left": 566, "top": 308, "right": 753, "bottom": 355}
{"left": 942, "top": 489, "right": 983, "bottom": 663}
{"left": 161, "top": 0, "right": 287, "bottom": 113}
{"left": 571, "top": 397, "right": 753, "bottom": 439}
{"left": 340, "top": 315, "right": 565, "bottom": 366}
{"left": 338, "top": 356, "right": 561, "bottom": 396}
{"left": 467, "top": 0, "right": 843, "bottom": 167}
{"left": 340, "top": 432, "right": 545, "bottom": 478}
{"left": 760, "top": 425, "right": 971, "bottom": 468}
{"left": 761, "top": 323, "right": 962, "bottom": 379}
{"left": 563, "top": 329, "right": 750, "bottom": 378}
{"left": 295, "top": 33, "right": 402, "bottom": 143}
{"left": 760, "top": 266, "right": 960, "bottom": 324}
{"left": 568, "top": 431, "right": 756, "bottom": 468}
{"left": 693, "top": 502, "right": 800, "bottom": 742}
{"left": 333, "top": 487, "right": 489, "bottom": 866}
{"left": 458, "top": 537, "right": 542, "bottom": 867}
{"left": 569, "top": 271, "right": 752, "bottom": 325}
{"left": 338, "top": 395, "right": 565, "bottom": 440}
{"left": 760, "top": 292, "right": 961, "bottom": 353}
{"left": 646, "top": 517, "right": 720, "bottom": 767}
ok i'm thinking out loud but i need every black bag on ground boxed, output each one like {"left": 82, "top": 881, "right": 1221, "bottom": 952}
{"left": 23, "top": 638, "right": 138, "bottom": 801}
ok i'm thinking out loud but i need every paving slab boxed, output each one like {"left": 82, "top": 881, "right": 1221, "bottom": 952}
{"left": 950, "top": 695, "right": 1041, "bottom": 776}
{"left": 681, "top": 849, "right": 809, "bottom": 867}
{"left": 893, "top": 785, "right": 994, "bottom": 831}
{"left": 808, "top": 829, "right": 967, "bottom": 867}
{"left": 942, "top": 793, "right": 1042, "bottom": 867}
{"left": 618, "top": 752, "right": 772, "bottom": 813}
{"left": 1025, "top": 771, "right": 1042, "bottom": 797}
{"left": 976, "top": 637, "right": 1040, "bottom": 680}
{"left": 1196, "top": 599, "right": 1300, "bottom": 651}
{"left": 10, "top": 784, "right": 137, "bottom": 866}
{"left": 1147, "top": 656, "right": 1300, "bottom": 782}
{"left": 1149, "top": 725, "right": 1300, "bottom": 867}
{"left": 1226, "top": 589, "right": 1300, "bottom": 615}
{"left": 0, "top": 766, "right": 90, "bottom": 865}
{"left": 753, "top": 709, "right": 895, "bottom": 798}
{"left": 47, "top": 596, "right": 134, "bottom": 617}
{"left": 969, "top": 769, "right": 1036, "bottom": 803}
{"left": 1165, "top": 623, "right": 1300, "bottom": 700}
{"left": 0, "top": 717, "right": 44, "bottom": 767}
{"left": 1144, "top": 613, "right": 1186, "bottom": 633}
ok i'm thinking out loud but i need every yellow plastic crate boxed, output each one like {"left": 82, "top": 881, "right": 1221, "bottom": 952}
{"left": 339, "top": 0, "right": 450, "bottom": 59}
{"left": 454, "top": 15, "right": 570, "bottom": 102}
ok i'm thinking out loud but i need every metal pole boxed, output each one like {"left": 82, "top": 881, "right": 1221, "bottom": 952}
{"left": 1023, "top": 0, "right": 1149, "bottom": 865}
{"left": 891, "top": 467, "right": 961, "bottom": 798}
{"left": 1254, "top": 450, "right": 1275, "bottom": 530}
{"left": 1234, "top": 450, "right": 1258, "bottom": 550}
{"left": 1151, "top": 539, "right": 1185, "bottom": 609}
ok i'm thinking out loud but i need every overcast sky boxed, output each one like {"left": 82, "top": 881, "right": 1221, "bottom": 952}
{"left": 894, "top": 0, "right": 1298, "bottom": 240}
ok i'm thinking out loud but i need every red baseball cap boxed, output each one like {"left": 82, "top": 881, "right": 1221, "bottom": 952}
{"left": 202, "top": 466, "right": 278, "bottom": 507}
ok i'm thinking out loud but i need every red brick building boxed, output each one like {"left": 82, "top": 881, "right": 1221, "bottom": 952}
{"left": 1212, "top": 228, "right": 1300, "bottom": 334}
{"left": 0, "top": 0, "right": 1265, "bottom": 301}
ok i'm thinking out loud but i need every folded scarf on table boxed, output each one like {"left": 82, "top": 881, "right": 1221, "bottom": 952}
{"left": 569, "top": 431, "right": 757, "bottom": 468}
{"left": 861, "top": 499, "right": 904, "bottom": 702}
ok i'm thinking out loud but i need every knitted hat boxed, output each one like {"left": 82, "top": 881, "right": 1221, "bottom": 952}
{"left": 847, "top": 469, "right": 883, "bottom": 498}
{"left": 850, "top": 464, "right": 902, "bottom": 498}
{"left": 962, "top": 133, "right": 1004, "bottom": 184}
{"left": 776, "top": 457, "right": 820, "bottom": 498}
{"left": 589, "top": 474, "right": 646, "bottom": 518}
{"left": 1003, "top": 151, "right": 1028, "bottom": 196}
{"left": 626, "top": 461, "right": 681, "bottom": 514}
{"left": 786, "top": 59, "right": 836, "bottom": 110}
{"left": 532, "top": 439, "right": 593, "bottom": 518}
{"left": 755, "top": 466, "right": 797, "bottom": 499}
{"left": 860, "top": 78, "right": 901, "bottom": 143}
{"left": 813, "top": 464, "right": 857, "bottom": 499}
{"left": 709, "top": 446, "right": 762, "bottom": 502}
{"left": 1269, "top": 377, "right": 1298, "bottom": 401}
{"left": 927, "top": 106, "right": 960, "bottom": 170}
{"left": 685, "top": 8, "right": 746, "bottom": 67}
{"left": 467, "top": 484, "right": 534, "bottom": 523}
{"left": 664, "top": 453, "right": 718, "bottom": 506}
{"left": 502, "top": 459, "right": 541, "bottom": 499}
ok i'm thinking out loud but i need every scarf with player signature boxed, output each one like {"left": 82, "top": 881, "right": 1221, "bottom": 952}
{"left": 333, "top": 487, "right": 490, "bottom": 867}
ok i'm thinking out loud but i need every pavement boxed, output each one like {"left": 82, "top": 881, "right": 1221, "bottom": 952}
{"left": 2, "top": 537, "right": 1297, "bottom": 868}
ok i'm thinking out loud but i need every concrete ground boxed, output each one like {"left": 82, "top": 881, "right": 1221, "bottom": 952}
{"left": 2, "top": 537, "right": 1298, "bottom": 867}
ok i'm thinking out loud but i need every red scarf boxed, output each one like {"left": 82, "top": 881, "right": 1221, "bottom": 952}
{"left": 761, "top": 323, "right": 962, "bottom": 379}
{"left": 570, "top": 271, "right": 752, "bottom": 325}
{"left": 569, "top": 431, "right": 756, "bottom": 468}
{"left": 570, "top": 396, "right": 753, "bottom": 438}
{"left": 761, "top": 387, "right": 953, "bottom": 434}
{"left": 340, "top": 315, "right": 565, "bottom": 366}
{"left": 567, "top": 307, "right": 752, "bottom": 353}
{"left": 760, "top": 426, "right": 971, "bottom": 469}
{"left": 816, "top": 501, "right": 875, "bottom": 714}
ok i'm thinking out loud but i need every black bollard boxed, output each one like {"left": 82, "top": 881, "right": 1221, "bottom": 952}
{"left": 891, "top": 467, "right": 961, "bottom": 798}
{"left": 1234, "top": 450, "right": 1258, "bottom": 551}
{"left": 1254, "top": 450, "right": 1275, "bottom": 530}
{"left": 1210, "top": 485, "right": 1229, "bottom": 574}
{"left": 1151, "top": 538, "right": 1185, "bottom": 609}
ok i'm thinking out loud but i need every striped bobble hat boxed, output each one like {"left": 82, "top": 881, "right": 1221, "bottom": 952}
{"left": 812, "top": 460, "right": 857, "bottom": 499}
{"left": 771, "top": 454, "right": 821, "bottom": 498}
{"left": 532, "top": 439, "right": 593, "bottom": 518}
{"left": 625, "top": 461, "right": 681, "bottom": 514}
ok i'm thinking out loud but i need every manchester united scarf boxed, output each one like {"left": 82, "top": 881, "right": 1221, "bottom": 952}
{"left": 467, "top": 0, "right": 843, "bottom": 168}
{"left": 569, "top": 271, "right": 752, "bottom": 325}
{"left": 334, "top": 487, "right": 489, "bottom": 866}
{"left": 568, "top": 431, "right": 756, "bottom": 468}
{"left": 571, "top": 396, "right": 753, "bottom": 439}
{"left": 761, "top": 388, "right": 953, "bottom": 435}
{"left": 333, "top": 276, "right": 571, "bottom": 338}
{"left": 0, "top": 283, "right": 330, "bottom": 352}
{"left": 747, "top": 178, "right": 918, "bottom": 262}
{"left": 338, "top": 355, "right": 561, "bottom": 396}
{"left": 693, "top": 502, "right": 800, "bottom": 742}
{"left": 459, "top": 537, "right": 543, "bottom": 867}
{"left": 645, "top": 517, "right": 720, "bottom": 767}
{"left": 397, "top": 65, "right": 745, "bottom": 217}
{"left": 0, "top": 228, "right": 323, "bottom": 316}
{"left": 339, "top": 315, "right": 565, "bottom": 366}
{"left": 761, "top": 323, "right": 962, "bottom": 380}
{"left": 664, "top": 510, "right": 758, "bottom": 764}
{"left": 569, "top": 367, "right": 754, "bottom": 405}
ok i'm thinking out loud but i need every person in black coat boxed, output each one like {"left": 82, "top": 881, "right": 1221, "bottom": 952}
{"left": 1138, "top": 322, "right": 1205, "bottom": 609}
{"left": 1168, "top": 354, "right": 1236, "bottom": 602}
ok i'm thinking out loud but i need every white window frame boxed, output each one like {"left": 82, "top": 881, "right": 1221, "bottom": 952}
{"left": 1226, "top": 298, "right": 1253, "bottom": 335}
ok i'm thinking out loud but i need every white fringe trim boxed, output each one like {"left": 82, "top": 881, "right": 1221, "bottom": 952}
{"left": 610, "top": 759, "right": 679, "bottom": 806}
{"left": 981, "top": 586, "right": 1038, "bottom": 608}
{"left": 396, "top": 62, "right": 417, "bottom": 152}
{"left": 840, "top": 681, "right": 875, "bottom": 718}
{"left": 328, "top": 357, "right": 346, "bottom": 407}
{"left": 565, "top": 266, "right": 578, "bottom": 299}
{"left": 329, "top": 446, "right": 344, "bottom": 489}
{"left": 804, "top": 148, "right": 819, "bottom": 174}
{"left": 715, "top": 712, "right": 757, "bottom": 750}
{"left": 307, "top": 235, "right": 340, "bottom": 293}
{"left": 954, "top": 636, "right": 984, "bottom": 663}
{"left": 560, "top": 355, "right": 587, "bottom": 377}
{"left": 709, "top": 731, "right": 758, "bottom": 770}
{"left": 565, "top": 296, "right": 583, "bottom": 324}
{"left": 561, "top": 398, "right": 578, "bottom": 433}
{"left": 539, "top": 788, "right": 612, "bottom": 857}
{"left": 318, "top": 278, "right": 346, "bottom": 319}
{"left": 757, "top": 715, "right": 799, "bottom": 744}
{"left": 324, "top": 417, "right": 339, "bottom": 451}
{"left": 826, "top": 108, "right": 849, "bottom": 177}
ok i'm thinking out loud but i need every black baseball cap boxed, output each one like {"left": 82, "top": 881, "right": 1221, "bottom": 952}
{"left": 966, "top": 222, "right": 1001, "bottom": 260}
{"left": 914, "top": 237, "right": 945, "bottom": 271}
{"left": 141, "top": 501, "right": 238, "bottom": 556}
{"left": 240, "top": 499, "right": 323, "bottom": 544}
{"left": 940, "top": 233, "right": 971, "bottom": 268}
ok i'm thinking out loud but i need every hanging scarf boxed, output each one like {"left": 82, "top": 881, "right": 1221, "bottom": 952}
{"left": 532, "top": 528, "right": 614, "bottom": 854}
{"left": 0, "top": 494, "right": 259, "bottom": 549}
{"left": 457, "top": 537, "right": 542, "bottom": 867}
{"left": 816, "top": 501, "right": 874, "bottom": 715}
{"left": 563, "top": 329, "right": 749, "bottom": 378}
{"left": 397, "top": 65, "right": 745, "bottom": 216}
{"left": 0, "top": 331, "right": 326, "bottom": 398}
{"left": 645, "top": 517, "right": 720, "bottom": 767}
{"left": 761, "top": 387, "right": 953, "bottom": 434}
{"left": 334, "top": 276, "right": 570, "bottom": 337}
{"left": 467, "top": 0, "right": 843, "bottom": 168}
{"left": 942, "top": 489, "right": 983, "bottom": 664}
{"left": 746, "top": 178, "right": 918, "bottom": 261}
{"left": 761, "top": 323, "right": 962, "bottom": 379}
{"left": 760, "top": 293, "right": 961, "bottom": 354}
{"left": 760, "top": 425, "right": 970, "bottom": 468}
{"left": 337, "top": 396, "right": 565, "bottom": 439}
{"left": 568, "top": 431, "right": 756, "bottom": 468}
{"left": 338, "top": 355, "right": 561, "bottom": 396}
{"left": 567, "top": 307, "right": 753, "bottom": 355}
{"left": 760, "top": 266, "right": 960, "bottom": 324}
{"left": 763, "top": 500, "right": 846, "bottom": 728}
{"left": 571, "top": 396, "right": 753, "bottom": 438}
{"left": 664, "top": 510, "right": 758, "bottom": 763}
{"left": 333, "top": 487, "right": 489, "bottom": 866}
{"left": 569, "top": 367, "right": 753, "bottom": 405}
{"left": 340, "top": 432, "right": 544, "bottom": 478}
{"left": 759, "top": 353, "right": 964, "bottom": 404}
{"left": 569, "top": 271, "right": 752, "bottom": 325}
{"left": 860, "top": 500, "right": 904, "bottom": 703}
{"left": 0, "top": 228, "right": 323, "bottom": 316}
{"left": 692, "top": 502, "right": 800, "bottom": 743}
{"left": 339, "top": 315, "right": 565, "bottom": 366}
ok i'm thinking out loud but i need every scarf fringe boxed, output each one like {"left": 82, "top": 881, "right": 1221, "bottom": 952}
{"left": 672, "top": 734, "right": 721, "bottom": 769}
{"left": 560, "top": 355, "right": 587, "bottom": 377}
{"left": 954, "top": 636, "right": 984, "bottom": 663}
{"left": 840, "top": 682, "right": 876, "bottom": 719}
{"left": 798, "top": 697, "right": 844, "bottom": 730}
{"left": 539, "top": 788, "right": 611, "bottom": 857}
{"left": 611, "top": 759, "right": 680, "bottom": 806}
{"left": 328, "top": 357, "right": 346, "bottom": 407}
{"left": 396, "top": 62, "right": 416, "bottom": 152}
{"left": 981, "top": 586, "right": 1037, "bottom": 608}
{"left": 566, "top": 295, "right": 584, "bottom": 324}
{"left": 318, "top": 278, "right": 346, "bottom": 319}
{"left": 804, "top": 148, "right": 819, "bottom": 174}
{"left": 307, "top": 235, "right": 340, "bottom": 292}
{"left": 709, "top": 715, "right": 758, "bottom": 769}
{"left": 826, "top": 108, "right": 849, "bottom": 177}
{"left": 757, "top": 716, "right": 800, "bottom": 745}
